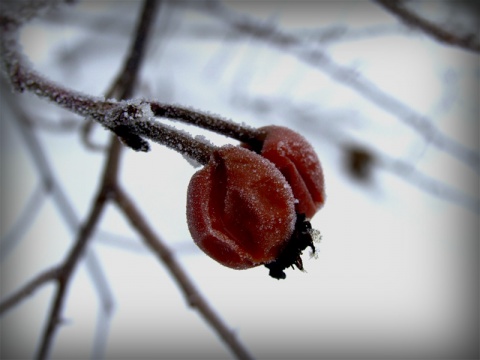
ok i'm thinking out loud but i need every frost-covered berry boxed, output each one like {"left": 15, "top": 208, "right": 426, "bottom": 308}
{"left": 186, "top": 145, "right": 296, "bottom": 270}
{"left": 246, "top": 125, "right": 325, "bottom": 219}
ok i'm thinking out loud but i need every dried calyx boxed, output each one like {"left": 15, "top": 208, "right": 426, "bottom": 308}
{"left": 265, "top": 213, "right": 320, "bottom": 280}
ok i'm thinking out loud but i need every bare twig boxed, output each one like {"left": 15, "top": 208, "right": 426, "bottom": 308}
{"left": 36, "top": 138, "right": 123, "bottom": 360}
{"left": 35, "top": 0, "right": 161, "bottom": 358}
{"left": 150, "top": 101, "right": 266, "bottom": 148}
{"left": 83, "top": 249, "right": 115, "bottom": 360}
{"left": 0, "top": 267, "right": 61, "bottom": 315}
{"left": 374, "top": 0, "right": 480, "bottom": 53}
{"left": 111, "top": 0, "right": 160, "bottom": 101}
{"left": 103, "top": 2, "right": 253, "bottom": 357}
{"left": 80, "top": 0, "right": 161, "bottom": 151}
{"left": 127, "top": 119, "right": 215, "bottom": 164}
{"left": 0, "top": 4, "right": 261, "bottom": 156}
{"left": 113, "top": 186, "right": 254, "bottom": 360}
{"left": 0, "top": 82, "right": 114, "bottom": 327}
{"left": 11, "top": 1, "right": 251, "bottom": 358}
{"left": 81, "top": 119, "right": 108, "bottom": 152}
{"left": 1, "top": 2, "right": 253, "bottom": 358}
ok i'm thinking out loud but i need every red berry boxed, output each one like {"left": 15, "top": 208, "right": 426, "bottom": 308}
{"left": 252, "top": 126, "right": 325, "bottom": 219}
{"left": 186, "top": 145, "right": 296, "bottom": 269}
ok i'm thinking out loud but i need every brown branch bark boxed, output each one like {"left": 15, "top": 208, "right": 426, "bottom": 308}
{"left": 0, "top": 76, "right": 117, "bottom": 360}
{"left": 1, "top": 5, "right": 258, "bottom": 157}
{"left": 111, "top": 0, "right": 160, "bottom": 100}
{"left": 35, "top": 1, "right": 160, "bottom": 358}
{"left": 9, "top": 1, "right": 255, "bottom": 358}
{"left": 0, "top": 267, "right": 61, "bottom": 315}
{"left": 112, "top": 186, "right": 254, "bottom": 360}
{"left": 150, "top": 101, "right": 265, "bottom": 147}
{"left": 37, "top": 133, "right": 124, "bottom": 359}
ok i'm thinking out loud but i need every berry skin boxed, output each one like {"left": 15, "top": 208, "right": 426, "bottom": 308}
{"left": 246, "top": 125, "right": 325, "bottom": 219}
{"left": 186, "top": 145, "right": 296, "bottom": 270}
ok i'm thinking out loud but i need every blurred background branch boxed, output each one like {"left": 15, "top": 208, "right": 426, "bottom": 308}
{"left": 374, "top": 0, "right": 480, "bottom": 53}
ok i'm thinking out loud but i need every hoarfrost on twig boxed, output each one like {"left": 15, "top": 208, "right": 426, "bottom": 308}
{"left": 1, "top": 6, "right": 262, "bottom": 158}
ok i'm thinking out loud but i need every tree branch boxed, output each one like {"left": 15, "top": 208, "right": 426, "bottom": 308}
{"left": 0, "top": 79, "right": 115, "bottom": 359}
{"left": 24, "top": 1, "right": 251, "bottom": 358}
{"left": 374, "top": 0, "right": 480, "bottom": 53}
{"left": 112, "top": 186, "right": 254, "bottom": 360}
{"left": 150, "top": 101, "right": 266, "bottom": 148}
{"left": 0, "top": 2, "right": 263, "bottom": 158}
{"left": 111, "top": 0, "right": 160, "bottom": 100}
{"left": 36, "top": 180, "right": 110, "bottom": 359}
{"left": 0, "top": 267, "right": 61, "bottom": 315}
{"left": 35, "top": 0, "right": 161, "bottom": 358}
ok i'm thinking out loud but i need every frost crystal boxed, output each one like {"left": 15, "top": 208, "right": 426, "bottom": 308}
{"left": 194, "top": 134, "right": 215, "bottom": 148}
{"left": 138, "top": 101, "right": 154, "bottom": 119}
{"left": 183, "top": 154, "right": 202, "bottom": 168}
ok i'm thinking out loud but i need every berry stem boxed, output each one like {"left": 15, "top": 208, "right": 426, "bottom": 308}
{"left": 150, "top": 102, "right": 267, "bottom": 150}
{"left": 128, "top": 120, "right": 216, "bottom": 165}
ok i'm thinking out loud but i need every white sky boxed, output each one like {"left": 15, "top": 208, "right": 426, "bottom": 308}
{"left": 1, "top": 1, "right": 478, "bottom": 359}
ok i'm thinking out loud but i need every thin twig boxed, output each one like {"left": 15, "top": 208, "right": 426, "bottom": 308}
{"left": 150, "top": 101, "right": 265, "bottom": 147}
{"left": 35, "top": 0, "right": 161, "bottom": 358}
{"left": 111, "top": 0, "right": 160, "bottom": 100}
{"left": 113, "top": 186, "right": 254, "bottom": 360}
{"left": 0, "top": 267, "right": 61, "bottom": 315}
{"left": 83, "top": 249, "right": 115, "bottom": 360}
{"left": 129, "top": 120, "right": 215, "bottom": 164}
{"left": 35, "top": 151, "right": 114, "bottom": 359}
{"left": 2, "top": 2, "right": 254, "bottom": 357}
{"left": 374, "top": 0, "right": 480, "bottom": 53}
{"left": 1, "top": 7, "right": 261, "bottom": 156}
{"left": 102, "top": 3, "right": 253, "bottom": 356}
{"left": 80, "top": 0, "right": 161, "bottom": 151}
{"left": 1, "top": 1, "right": 252, "bottom": 358}
{"left": 81, "top": 119, "right": 108, "bottom": 152}
{"left": 0, "top": 81, "right": 114, "bottom": 327}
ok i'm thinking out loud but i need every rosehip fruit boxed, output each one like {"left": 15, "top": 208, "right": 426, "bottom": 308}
{"left": 247, "top": 125, "right": 325, "bottom": 219}
{"left": 186, "top": 145, "right": 296, "bottom": 269}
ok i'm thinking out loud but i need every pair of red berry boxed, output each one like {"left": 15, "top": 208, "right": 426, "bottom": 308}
{"left": 187, "top": 125, "right": 325, "bottom": 279}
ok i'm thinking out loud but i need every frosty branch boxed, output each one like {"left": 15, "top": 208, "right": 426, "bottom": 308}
{"left": 31, "top": 0, "right": 160, "bottom": 358}
{"left": 0, "top": 1, "right": 255, "bottom": 359}
{"left": 112, "top": 186, "right": 254, "bottom": 360}
{"left": 0, "top": 5, "right": 267, "bottom": 164}
{"left": 0, "top": 80, "right": 113, "bottom": 325}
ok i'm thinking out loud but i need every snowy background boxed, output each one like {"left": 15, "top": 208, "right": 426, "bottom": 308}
{"left": 1, "top": 1, "right": 478, "bottom": 359}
